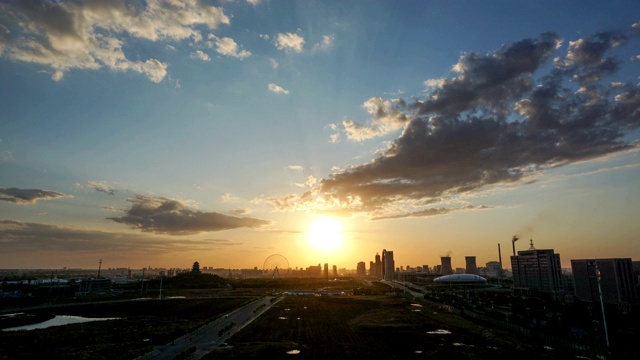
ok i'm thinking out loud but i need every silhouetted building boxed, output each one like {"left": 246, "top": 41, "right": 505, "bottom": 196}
{"left": 382, "top": 249, "right": 395, "bottom": 281}
{"left": 511, "top": 240, "right": 563, "bottom": 294}
{"left": 357, "top": 261, "right": 366, "bottom": 277}
{"left": 191, "top": 261, "right": 201, "bottom": 274}
{"left": 441, "top": 256, "right": 453, "bottom": 275}
{"left": 465, "top": 256, "right": 477, "bottom": 274}
{"left": 571, "top": 258, "right": 638, "bottom": 304}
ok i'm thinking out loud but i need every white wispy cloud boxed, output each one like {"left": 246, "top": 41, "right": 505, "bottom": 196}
{"left": 276, "top": 32, "right": 305, "bottom": 53}
{"left": 190, "top": 50, "right": 211, "bottom": 62}
{"left": 312, "top": 35, "right": 334, "bottom": 51}
{"left": 268, "top": 83, "right": 290, "bottom": 94}
{"left": 209, "top": 36, "right": 251, "bottom": 59}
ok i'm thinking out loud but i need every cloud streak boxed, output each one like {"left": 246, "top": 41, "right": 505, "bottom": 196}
{"left": 0, "top": 0, "right": 230, "bottom": 81}
{"left": 0, "top": 187, "right": 71, "bottom": 204}
{"left": 276, "top": 27, "right": 640, "bottom": 219}
{"left": 0, "top": 220, "right": 241, "bottom": 255}
{"left": 108, "top": 195, "right": 271, "bottom": 235}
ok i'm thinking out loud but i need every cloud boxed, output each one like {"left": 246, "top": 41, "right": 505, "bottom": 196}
{"left": 312, "top": 35, "right": 334, "bottom": 52}
{"left": 190, "top": 50, "right": 211, "bottom": 62}
{"left": 221, "top": 193, "right": 239, "bottom": 202}
{"left": 268, "top": 83, "right": 290, "bottom": 94}
{"left": 276, "top": 32, "right": 305, "bottom": 53}
{"left": 339, "top": 97, "right": 411, "bottom": 141}
{"left": 108, "top": 195, "right": 271, "bottom": 235}
{"left": 209, "top": 35, "right": 251, "bottom": 59}
{"left": 0, "top": 151, "right": 12, "bottom": 162}
{"left": 0, "top": 220, "right": 241, "bottom": 255}
{"left": 270, "top": 29, "right": 640, "bottom": 220}
{"left": 0, "top": 0, "right": 229, "bottom": 81}
{"left": 0, "top": 187, "right": 71, "bottom": 204}
{"left": 87, "top": 180, "right": 115, "bottom": 196}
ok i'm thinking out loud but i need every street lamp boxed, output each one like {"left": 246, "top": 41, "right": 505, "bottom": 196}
{"left": 592, "top": 261, "right": 609, "bottom": 347}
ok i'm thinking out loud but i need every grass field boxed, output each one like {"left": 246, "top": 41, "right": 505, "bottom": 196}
{"left": 205, "top": 295, "right": 576, "bottom": 360}
{"left": 0, "top": 298, "right": 247, "bottom": 360}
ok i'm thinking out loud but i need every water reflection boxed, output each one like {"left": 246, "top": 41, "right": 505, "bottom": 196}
{"left": 4, "top": 315, "right": 119, "bottom": 331}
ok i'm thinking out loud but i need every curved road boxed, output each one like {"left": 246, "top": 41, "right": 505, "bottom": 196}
{"left": 139, "top": 295, "right": 283, "bottom": 360}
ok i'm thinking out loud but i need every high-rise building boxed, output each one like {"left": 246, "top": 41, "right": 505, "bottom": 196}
{"left": 441, "top": 256, "right": 453, "bottom": 275}
{"left": 571, "top": 258, "right": 638, "bottom": 305}
{"left": 382, "top": 249, "right": 395, "bottom": 281}
{"left": 465, "top": 256, "right": 477, "bottom": 274}
{"left": 511, "top": 240, "right": 563, "bottom": 294}
{"left": 356, "top": 261, "right": 366, "bottom": 277}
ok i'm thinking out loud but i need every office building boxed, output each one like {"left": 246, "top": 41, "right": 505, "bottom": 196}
{"left": 382, "top": 249, "right": 395, "bottom": 281}
{"left": 571, "top": 258, "right": 638, "bottom": 304}
{"left": 357, "top": 261, "right": 366, "bottom": 277}
{"left": 511, "top": 240, "right": 563, "bottom": 294}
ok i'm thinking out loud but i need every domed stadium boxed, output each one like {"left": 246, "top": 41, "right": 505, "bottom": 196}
{"left": 433, "top": 274, "right": 488, "bottom": 285}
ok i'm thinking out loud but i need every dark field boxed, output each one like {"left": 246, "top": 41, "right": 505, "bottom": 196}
{"left": 0, "top": 298, "right": 247, "bottom": 360}
{"left": 205, "top": 296, "right": 575, "bottom": 360}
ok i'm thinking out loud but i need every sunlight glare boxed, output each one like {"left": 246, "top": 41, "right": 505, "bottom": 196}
{"left": 307, "top": 217, "right": 344, "bottom": 253}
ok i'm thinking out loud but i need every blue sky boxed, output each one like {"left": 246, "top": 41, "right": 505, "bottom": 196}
{"left": 1, "top": 0, "right": 639, "bottom": 271}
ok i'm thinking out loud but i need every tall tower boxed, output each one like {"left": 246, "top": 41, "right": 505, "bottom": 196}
{"left": 383, "top": 250, "right": 395, "bottom": 281}
{"left": 441, "top": 256, "right": 453, "bottom": 275}
{"left": 465, "top": 256, "right": 477, "bottom": 274}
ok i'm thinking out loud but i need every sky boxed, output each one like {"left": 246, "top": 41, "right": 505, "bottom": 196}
{"left": 1, "top": 0, "right": 639, "bottom": 272}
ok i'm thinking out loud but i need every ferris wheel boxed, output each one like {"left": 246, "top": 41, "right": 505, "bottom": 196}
{"left": 263, "top": 254, "right": 290, "bottom": 278}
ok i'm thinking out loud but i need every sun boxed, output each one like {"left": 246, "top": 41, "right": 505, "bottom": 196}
{"left": 307, "top": 217, "right": 344, "bottom": 253}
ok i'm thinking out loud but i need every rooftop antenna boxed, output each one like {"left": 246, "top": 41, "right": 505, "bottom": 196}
{"left": 97, "top": 258, "right": 102, "bottom": 278}
{"left": 511, "top": 236, "right": 519, "bottom": 257}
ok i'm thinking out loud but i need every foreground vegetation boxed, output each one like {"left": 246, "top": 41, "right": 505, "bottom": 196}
{"left": 0, "top": 298, "right": 246, "bottom": 360}
{"left": 204, "top": 295, "right": 577, "bottom": 360}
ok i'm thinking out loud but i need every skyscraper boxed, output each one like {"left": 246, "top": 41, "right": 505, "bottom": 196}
{"left": 511, "top": 240, "right": 563, "bottom": 294}
{"left": 357, "top": 261, "right": 366, "bottom": 277}
{"left": 382, "top": 249, "right": 395, "bottom": 281}
{"left": 571, "top": 258, "right": 638, "bottom": 304}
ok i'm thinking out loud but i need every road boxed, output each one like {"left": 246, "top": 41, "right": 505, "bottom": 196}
{"left": 139, "top": 295, "right": 283, "bottom": 360}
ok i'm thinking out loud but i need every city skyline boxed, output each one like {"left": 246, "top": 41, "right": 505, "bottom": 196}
{"left": 1, "top": 1, "right": 640, "bottom": 270}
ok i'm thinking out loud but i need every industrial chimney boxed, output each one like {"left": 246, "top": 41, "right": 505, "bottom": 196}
{"left": 440, "top": 256, "right": 453, "bottom": 275}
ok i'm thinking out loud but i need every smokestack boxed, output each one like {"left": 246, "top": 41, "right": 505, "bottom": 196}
{"left": 440, "top": 256, "right": 453, "bottom": 275}
{"left": 512, "top": 236, "right": 519, "bottom": 257}
{"left": 465, "top": 256, "right": 477, "bottom": 274}
{"left": 498, "top": 243, "right": 502, "bottom": 268}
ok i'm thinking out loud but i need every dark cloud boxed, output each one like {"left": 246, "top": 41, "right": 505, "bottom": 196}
{"left": 108, "top": 195, "right": 272, "bottom": 235}
{"left": 0, "top": 220, "right": 241, "bottom": 254}
{"left": 277, "top": 29, "right": 640, "bottom": 219}
{"left": 0, "top": 187, "right": 70, "bottom": 204}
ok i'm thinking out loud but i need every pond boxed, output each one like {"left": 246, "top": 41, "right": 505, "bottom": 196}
{"left": 3, "top": 315, "right": 120, "bottom": 331}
